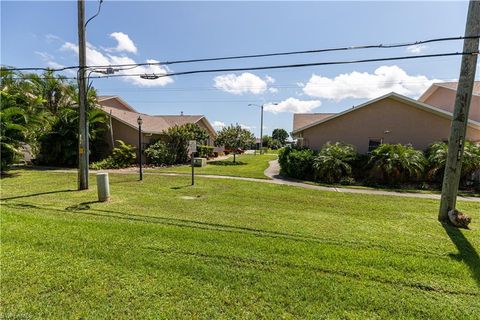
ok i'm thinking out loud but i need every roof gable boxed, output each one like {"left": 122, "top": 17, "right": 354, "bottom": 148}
{"left": 292, "top": 92, "right": 480, "bottom": 134}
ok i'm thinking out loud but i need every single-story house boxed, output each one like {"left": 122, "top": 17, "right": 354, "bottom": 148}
{"left": 97, "top": 96, "right": 217, "bottom": 152}
{"left": 418, "top": 81, "right": 480, "bottom": 122}
{"left": 292, "top": 84, "right": 480, "bottom": 154}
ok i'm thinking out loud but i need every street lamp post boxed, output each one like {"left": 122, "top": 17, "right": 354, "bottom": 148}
{"left": 137, "top": 115, "right": 143, "bottom": 181}
{"left": 249, "top": 103, "right": 277, "bottom": 154}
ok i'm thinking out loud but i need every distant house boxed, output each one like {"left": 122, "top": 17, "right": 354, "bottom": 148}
{"left": 97, "top": 96, "right": 217, "bottom": 152}
{"left": 418, "top": 81, "right": 480, "bottom": 122}
{"left": 292, "top": 89, "right": 480, "bottom": 154}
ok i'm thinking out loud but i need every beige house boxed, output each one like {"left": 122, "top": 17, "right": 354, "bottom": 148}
{"left": 97, "top": 96, "right": 217, "bottom": 152}
{"left": 292, "top": 86, "right": 480, "bottom": 154}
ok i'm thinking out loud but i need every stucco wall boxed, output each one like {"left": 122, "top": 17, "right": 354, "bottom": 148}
{"left": 422, "top": 87, "right": 480, "bottom": 122}
{"left": 297, "top": 97, "right": 480, "bottom": 153}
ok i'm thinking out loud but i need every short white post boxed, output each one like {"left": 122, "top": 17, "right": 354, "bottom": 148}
{"left": 96, "top": 173, "right": 110, "bottom": 202}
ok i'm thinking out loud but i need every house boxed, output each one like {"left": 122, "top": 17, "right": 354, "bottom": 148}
{"left": 418, "top": 81, "right": 480, "bottom": 122}
{"left": 292, "top": 88, "right": 480, "bottom": 154}
{"left": 97, "top": 96, "right": 217, "bottom": 152}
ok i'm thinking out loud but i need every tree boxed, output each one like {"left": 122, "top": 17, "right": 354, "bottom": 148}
{"left": 153, "top": 123, "right": 208, "bottom": 164}
{"left": 262, "top": 135, "right": 272, "bottom": 148}
{"left": 367, "top": 144, "right": 426, "bottom": 185}
{"left": 215, "top": 124, "right": 255, "bottom": 162}
{"left": 426, "top": 141, "right": 480, "bottom": 185}
{"left": 272, "top": 128, "right": 289, "bottom": 146}
{"left": 0, "top": 106, "right": 27, "bottom": 172}
{"left": 313, "top": 142, "right": 357, "bottom": 183}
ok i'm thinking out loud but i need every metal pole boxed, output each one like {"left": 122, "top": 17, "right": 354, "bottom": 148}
{"left": 191, "top": 153, "right": 195, "bottom": 185}
{"left": 260, "top": 104, "right": 264, "bottom": 154}
{"left": 77, "top": 0, "right": 89, "bottom": 190}
{"left": 138, "top": 123, "right": 143, "bottom": 181}
{"left": 439, "top": 0, "right": 479, "bottom": 221}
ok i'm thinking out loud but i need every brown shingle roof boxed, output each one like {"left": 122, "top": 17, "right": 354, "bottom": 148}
{"left": 293, "top": 113, "right": 335, "bottom": 131}
{"left": 100, "top": 105, "right": 204, "bottom": 134}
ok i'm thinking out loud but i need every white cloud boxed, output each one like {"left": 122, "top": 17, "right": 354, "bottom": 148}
{"left": 268, "top": 87, "right": 278, "bottom": 93}
{"left": 60, "top": 40, "right": 173, "bottom": 87}
{"left": 213, "top": 121, "right": 226, "bottom": 129}
{"left": 240, "top": 124, "right": 255, "bottom": 130}
{"left": 406, "top": 44, "right": 428, "bottom": 54}
{"left": 264, "top": 97, "right": 321, "bottom": 114}
{"left": 108, "top": 32, "right": 138, "bottom": 54}
{"left": 303, "top": 65, "right": 441, "bottom": 101}
{"left": 213, "top": 73, "right": 274, "bottom": 95}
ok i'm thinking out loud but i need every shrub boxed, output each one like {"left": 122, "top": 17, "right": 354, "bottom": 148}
{"left": 367, "top": 144, "right": 426, "bottom": 185}
{"left": 164, "top": 124, "right": 209, "bottom": 164}
{"left": 313, "top": 142, "right": 357, "bottom": 183}
{"left": 90, "top": 140, "right": 136, "bottom": 169}
{"left": 426, "top": 141, "right": 480, "bottom": 185}
{"left": 197, "top": 145, "right": 215, "bottom": 158}
{"left": 144, "top": 140, "right": 176, "bottom": 166}
{"left": 278, "top": 146, "right": 315, "bottom": 180}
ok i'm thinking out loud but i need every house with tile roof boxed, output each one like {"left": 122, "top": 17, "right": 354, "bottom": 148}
{"left": 97, "top": 96, "right": 217, "bottom": 153}
{"left": 291, "top": 83, "right": 480, "bottom": 154}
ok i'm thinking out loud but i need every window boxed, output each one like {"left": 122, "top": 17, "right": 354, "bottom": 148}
{"left": 368, "top": 138, "right": 382, "bottom": 152}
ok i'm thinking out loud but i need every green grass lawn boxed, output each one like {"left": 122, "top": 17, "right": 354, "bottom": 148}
{"left": 1, "top": 170, "right": 480, "bottom": 319}
{"left": 146, "top": 154, "right": 277, "bottom": 179}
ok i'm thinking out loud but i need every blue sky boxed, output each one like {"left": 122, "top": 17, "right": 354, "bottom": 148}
{"left": 1, "top": 1, "right": 477, "bottom": 136}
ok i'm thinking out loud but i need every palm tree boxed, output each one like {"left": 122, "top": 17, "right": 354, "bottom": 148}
{"left": 0, "top": 105, "right": 27, "bottom": 171}
{"left": 313, "top": 142, "right": 357, "bottom": 183}
{"left": 367, "top": 144, "right": 426, "bottom": 185}
{"left": 427, "top": 141, "right": 480, "bottom": 184}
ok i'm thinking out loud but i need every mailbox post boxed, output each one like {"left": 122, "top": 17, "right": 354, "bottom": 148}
{"left": 189, "top": 140, "right": 197, "bottom": 185}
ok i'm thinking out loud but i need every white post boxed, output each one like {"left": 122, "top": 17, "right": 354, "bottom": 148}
{"left": 96, "top": 173, "right": 110, "bottom": 202}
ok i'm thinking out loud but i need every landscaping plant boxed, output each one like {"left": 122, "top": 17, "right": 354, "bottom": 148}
{"left": 278, "top": 146, "right": 315, "bottom": 180}
{"left": 426, "top": 141, "right": 480, "bottom": 185}
{"left": 91, "top": 140, "right": 136, "bottom": 169}
{"left": 313, "top": 142, "right": 357, "bottom": 183}
{"left": 367, "top": 143, "right": 426, "bottom": 185}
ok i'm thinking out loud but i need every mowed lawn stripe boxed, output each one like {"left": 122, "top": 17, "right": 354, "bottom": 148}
{"left": 1, "top": 170, "right": 479, "bottom": 319}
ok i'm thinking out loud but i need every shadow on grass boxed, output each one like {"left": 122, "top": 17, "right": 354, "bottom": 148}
{"left": 2, "top": 200, "right": 457, "bottom": 261}
{"left": 209, "top": 160, "right": 246, "bottom": 166}
{"left": 0, "top": 189, "right": 75, "bottom": 201}
{"left": 1, "top": 172, "right": 21, "bottom": 179}
{"left": 170, "top": 185, "right": 192, "bottom": 190}
{"left": 3, "top": 200, "right": 476, "bottom": 296}
{"left": 443, "top": 223, "right": 480, "bottom": 288}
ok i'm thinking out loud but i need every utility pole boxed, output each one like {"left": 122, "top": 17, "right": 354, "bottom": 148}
{"left": 77, "top": 0, "right": 89, "bottom": 190}
{"left": 260, "top": 104, "right": 264, "bottom": 154}
{"left": 439, "top": 0, "right": 479, "bottom": 221}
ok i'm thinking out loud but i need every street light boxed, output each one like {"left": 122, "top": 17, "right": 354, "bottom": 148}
{"left": 137, "top": 115, "right": 143, "bottom": 181}
{"left": 249, "top": 103, "right": 278, "bottom": 154}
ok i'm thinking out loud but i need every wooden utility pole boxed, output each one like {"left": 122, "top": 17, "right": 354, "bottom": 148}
{"left": 77, "top": 0, "right": 89, "bottom": 190}
{"left": 439, "top": 0, "right": 480, "bottom": 221}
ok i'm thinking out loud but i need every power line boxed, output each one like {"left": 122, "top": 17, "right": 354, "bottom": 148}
{"left": 2, "top": 35, "right": 479, "bottom": 72}
{"left": 85, "top": 51, "right": 478, "bottom": 79}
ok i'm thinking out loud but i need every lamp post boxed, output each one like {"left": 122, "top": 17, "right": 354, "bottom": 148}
{"left": 249, "top": 103, "right": 277, "bottom": 154}
{"left": 137, "top": 115, "right": 143, "bottom": 181}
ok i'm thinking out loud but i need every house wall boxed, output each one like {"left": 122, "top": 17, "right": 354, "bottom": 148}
{"left": 108, "top": 118, "right": 161, "bottom": 153}
{"left": 297, "top": 97, "right": 480, "bottom": 154}
{"left": 422, "top": 87, "right": 480, "bottom": 122}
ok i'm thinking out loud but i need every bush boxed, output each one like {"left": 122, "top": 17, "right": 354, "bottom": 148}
{"left": 367, "top": 144, "right": 426, "bottom": 185}
{"left": 426, "top": 141, "right": 480, "bottom": 185}
{"left": 144, "top": 140, "right": 176, "bottom": 166}
{"left": 90, "top": 140, "right": 136, "bottom": 169}
{"left": 164, "top": 124, "right": 209, "bottom": 164}
{"left": 197, "top": 145, "right": 215, "bottom": 158}
{"left": 278, "top": 146, "right": 315, "bottom": 180}
{"left": 313, "top": 142, "right": 357, "bottom": 183}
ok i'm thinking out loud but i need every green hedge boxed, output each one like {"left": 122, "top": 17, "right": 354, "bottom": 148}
{"left": 278, "top": 147, "right": 315, "bottom": 180}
